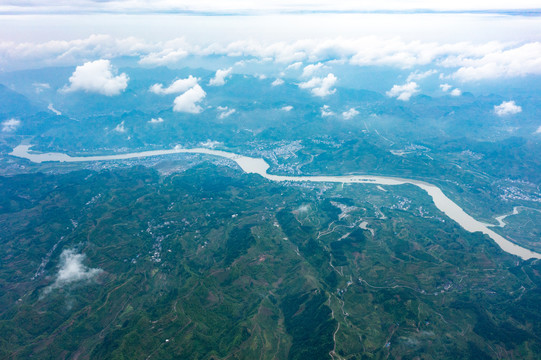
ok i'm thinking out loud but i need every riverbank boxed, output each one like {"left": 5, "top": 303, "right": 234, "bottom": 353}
{"left": 10, "top": 144, "right": 541, "bottom": 260}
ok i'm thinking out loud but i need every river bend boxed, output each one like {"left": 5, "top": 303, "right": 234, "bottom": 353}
{"left": 10, "top": 144, "right": 541, "bottom": 260}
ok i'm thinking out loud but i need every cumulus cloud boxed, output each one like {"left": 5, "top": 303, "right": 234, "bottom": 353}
{"left": 219, "top": 110, "right": 235, "bottom": 119}
{"left": 150, "top": 75, "right": 199, "bottom": 95}
{"left": 342, "top": 108, "right": 359, "bottom": 120}
{"left": 0, "top": 34, "right": 152, "bottom": 71}
{"left": 321, "top": 105, "right": 334, "bottom": 117}
{"left": 5, "top": 35, "right": 541, "bottom": 82}
{"left": 272, "top": 78, "right": 284, "bottom": 86}
{"left": 48, "top": 104, "right": 62, "bottom": 115}
{"left": 536, "top": 126, "right": 541, "bottom": 134}
{"left": 407, "top": 69, "right": 437, "bottom": 82}
{"left": 299, "top": 73, "right": 337, "bottom": 97}
{"left": 281, "top": 105, "right": 293, "bottom": 111}
{"left": 199, "top": 140, "right": 222, "bottom": 148}
{"left": 440, "top": 83, "right": 461, "bottom": 95}
{"left": 209, "top": 67, "right": 232, "bottom": 86}
{"left": 449, "top": 43, "right": 541, "bottom": 81}
{"left": 302, "top": 62, "right": 326, "bottom": 77}
{"left": 62, "top": 59, "right": 128, "bottom": 96}
{"left": 136, "top": 37, "right": 191, "bottom": 66}
{"left": 4, "top": 34, "right": 541, "bottom": 82}
{"left": 494, "top": 101, "right": 522, "bottom": 116}
{"left": 450, "top": 88, "right": 462, "bottom": 96}
{"left": 173, "top": 84, "right": 206, "bottom": 113}
{"left": 440, "top": 83, "right": 452, "bottom": 92}
{"left": 45, "top": 249, "right": 102, "bottom": 293}
{"left": 217, "top": 106, "right": 236, "bottom": 119}
{"left": 114, "top": 121, "right": 126, "bottom": 133}
{"left": 152, "top": 77, "right": 207, "bottom": 114}
{"left": 139, "top": 48, "right": 188, "bottom": 66}
{"left": 149, "top": 117, "right": 164, "bottom": 123}
{"left": 2, "top": 118, "right": 20, "bottom": 132}
{"left": 386, "top": 81, "right": 419, "bottom": 101}
{"left": 33, "top": 82, "right": 50, "bottom": 94}
{"left": 285, "top": 62, "right": 303, "bottom": 71}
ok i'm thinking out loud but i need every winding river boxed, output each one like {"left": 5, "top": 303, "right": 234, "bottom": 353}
{"left": 10, "top": 144, "right": 541, "bottom": 260}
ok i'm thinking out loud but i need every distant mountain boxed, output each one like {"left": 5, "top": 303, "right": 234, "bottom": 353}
{"left": 0, "top": 84, "right": 41, "bottom": 117}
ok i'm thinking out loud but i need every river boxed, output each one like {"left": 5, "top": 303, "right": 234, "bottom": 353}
{"left": 10, "top": 144, "right": 541, "bottom": 260}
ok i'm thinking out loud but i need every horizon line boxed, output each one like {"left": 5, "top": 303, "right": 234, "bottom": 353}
{"left": 1, "top": 8, "right": 541, "bottom": 17}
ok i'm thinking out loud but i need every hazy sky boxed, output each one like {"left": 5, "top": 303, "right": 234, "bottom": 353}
{"left": 1, "top": 0, "right": 540, "bottom": 43}
{"left": 2, "top": 13, "right": 541, "bottom": 44}
{"left": 0, "top": 0, "right": 540, "bottom": 14}
{"left": 1, "top": 1, "right": 540, "bottom": 76}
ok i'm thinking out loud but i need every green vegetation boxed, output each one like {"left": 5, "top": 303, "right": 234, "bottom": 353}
{"left": 281, "top": 290, "right": 336, "bottom": 360}
{"left": 0, "top": 162, "right": 540, "bottom": 359}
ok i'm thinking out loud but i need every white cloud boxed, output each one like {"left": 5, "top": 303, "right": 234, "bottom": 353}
{"left": 386, "top": 81, "right": 419, "bottom": 101}
{"left": 299, "top": 73, "right": 337, "bottom": 97}
{"left": 217, "top": 106, "right": 236, "bottom": 119}
{"left": 114, "top": 121, "right": 126, "bottom": 133}
{"left": 450, "top": 43, "right": 541, "bottom": 81}
{"left": 321, "top": 105, "right": 334, "bottom": 117}
{"left": 2, "top": 118, "right": 20, "bottom": 132}
{"left": 4, "top": 33, "right": 541, "bottom": 85}
{"left": 209, "top": 67, "right": 232, "bottom": 86}
{"left": 199, "top": 140, "right": 222, "bottom": 148}
{"left": 48, "top": 104, "right": 62, "bottom": 115}
{"left": 0, "top": 34, "right": 153, "bottom": 71}
{"left": 33, "top": 82, "right": 50, "bottom": 94}
{"left": 140, "top": 49, "right": 188, "bottom": 65}
{"left": 494, "top": 101, "right": 522, "bottom": 116}
{"left": 139, "top": 47, "right": 188, "bottom": 66}
{"left": 281, "top": 105, "right": 293, "bottom": 111}
{"left": 219, "top": 110, "right": 235, "bottom": 119}
{"left": 450, "top": 88, "right": 462, "bottom": 96}
{"left": 150, "top": 75, "right": 199, "bottom": 95}
{"left": 173, "top": 84, "right": 206, "bottom": 113}
{"left": 285, "top": 62, "right": 303, "bottom": 71}
{"left": 272, "top": 78, "right": 285, "bottom": 86}
{"left": 45, "top": 249, "right": 102, "bottom": 292}
{"left": 149, "top": 117, "right": 164, "bottom": 123}
{"left": 348, "top": 38, "right": 468, "bottom": 68}
{"left": 407, "top": 69, "right": 437, "bottom": 82}
{"left": 535, "top": 126, "right": 541, "bottom": 134}
{"left": 4, "top": 35, "right": 541, "bottom": 83}
{"left": 440, "top": 83, "right": 452, "bottom": 92}
{"left": 440, "top": 83, "right": 462, "bottom": 96}
{"left": 342, "top": 108, "right": 359, "bottom": 120}
{"left": 62, "top": 59, "right": 128, "bottom": 96}
{"left": 137, "top": 37, "right": 191, "bottom": 66}
{"left": 302, "top": 62, "right": 325, "bottom": 77}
